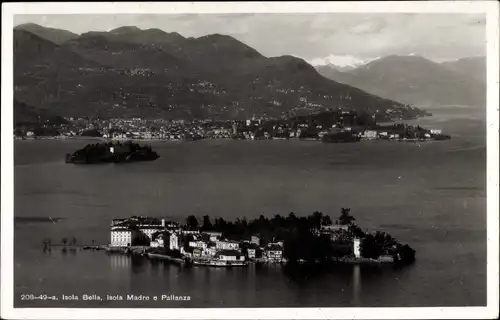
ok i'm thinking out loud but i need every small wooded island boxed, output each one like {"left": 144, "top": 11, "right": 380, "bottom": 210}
{"left": 65, "top": 141, "right": 159, "bottom": 164}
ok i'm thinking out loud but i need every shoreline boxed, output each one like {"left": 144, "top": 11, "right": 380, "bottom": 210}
{"left": 82, "top": 245, "right": 403, "bottom": 267}
{"left": 14, "top": 136, "right": 448, "bottom": 143}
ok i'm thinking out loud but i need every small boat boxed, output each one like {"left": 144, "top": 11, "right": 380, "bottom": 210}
{"left": 192, "top": 258, "right": 248, "bottom": 267}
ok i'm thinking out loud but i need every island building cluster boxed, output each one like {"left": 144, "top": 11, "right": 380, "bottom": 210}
{"left": 109, "top": 215, "right": 375, "bottom": 266}
{"left": 110, "top": 216, "right": 290, "bottom": 265}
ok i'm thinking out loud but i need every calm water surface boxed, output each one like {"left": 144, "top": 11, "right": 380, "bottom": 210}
{"left": 14, "top": 107, "right": 487, "bottom": 307}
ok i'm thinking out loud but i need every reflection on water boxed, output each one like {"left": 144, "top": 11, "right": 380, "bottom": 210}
{"left": 110, "top": 254, "right": 132, "bottom": 270}
{"left": 353, "top": 264, "right": 360, "bottom": 305}
{"left": 15, "top": 237, "right": 479, "bottom": 308}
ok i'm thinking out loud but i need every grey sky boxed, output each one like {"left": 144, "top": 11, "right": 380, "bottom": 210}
{"left": 14, "top": 13, "right": 486, "bottom": 62}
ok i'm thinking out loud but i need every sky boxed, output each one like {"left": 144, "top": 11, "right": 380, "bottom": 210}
{"left": 14, "top": 13, "right": 486, "bottom": 66}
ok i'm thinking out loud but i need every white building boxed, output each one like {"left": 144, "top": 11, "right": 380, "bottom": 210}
{"left": 164, "top": 221, "right": 179, "bottom": 229}
{"left": 216, "top": 250, "right": 245, "bottom": 261}
{"left": 110, "top": 229, "right": 132, "bottom": 247}
{"left": 353, "top": 238, "right": 361, "bottom": 258}
{"left": 247, "top": 248, "right": 257, "bottom": 259}
{"left": 150, "top": 234, "right": 165, "bottom": 248}
{"left": 264, "top": 244, "right": 283, "bottom": 262}
{"left": 251, "top": 236, "right": 260, "bottom": 246}
{"left": 216, "top": 240, "right": 240, "bottom": 250}
{"left": 430, "top": 129, "right": 442, "bottom": 135}
{"left": 321, "top": 224, "right": 349, "bottom": 232}
{"left": 169, "top": 232, "right": 180, "bottom": 251}
{"left": 204, "top": 231, "right": 223, "bottom": 242}
{"left": 188, "top": 240, "right": 208, "bottom": 250}
{"left": 150, "top": 239, "right": 161, "bottom": 248}
{"left": 181, "top": 229, "right": 201, "bottom": 235}
{"left": 139, "top": 228, "right": 159, "bottom": 240}
{"left": 268, "top": 241, "right": 284, "bottom": 247}
{"left": 362, "top": 130, "right": 378, "bottom": 140}
{"left": 204, "top": 246, "right": 217, "bottom": 257}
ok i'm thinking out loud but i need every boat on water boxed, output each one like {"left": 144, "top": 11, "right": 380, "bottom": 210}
{"left": 65, "top": 141, "right": 159, "bottom": 164}
{"left": 192, "top": 258, "right": 248, "bottom": 267}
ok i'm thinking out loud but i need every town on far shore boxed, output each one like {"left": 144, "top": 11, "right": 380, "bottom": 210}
{"left": 15, "top": 108, "right": 449, "bottom": 143}
{"left": 69, "top": 208, "right": 418, "bottom": 268}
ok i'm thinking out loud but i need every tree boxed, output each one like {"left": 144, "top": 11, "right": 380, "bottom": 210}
{"left": 61, "top": 237, "right": 68, "bottom": 246}
{"left": 321, "top": 215, "right": 333, "bottom": 226}
{"left": 183, "top": 234, "right": 194, "bottom": 251}
{"left": 396, "top": 244, "right": 416, "bottom": 263}
{"left": 360, "top": 234, "right": 383, "bottom": 259}
{"left": 186, "top": 215, "right": 198, "bottom": 230}
{"left": 80, "top": 129, "right": 102, "bottom": 137}
{"left": 348, "top": 224, "right": 365, "bottom": 238}
{"left": 202, "top": 215, "right": 213, "bottom": 230}
{"left": 357, "top": 112, "right": 375, "bottom": 127}
{"left": 311, "top": 211, "right": 324, "bottom": 231}
{"left": 338, "top": 208, "right": 355, "bottom": 225}
{"left": 132, "top": 231, "right": 150, "bottom": 246}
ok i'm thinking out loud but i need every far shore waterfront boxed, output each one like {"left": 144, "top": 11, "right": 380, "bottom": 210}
{"left": 14, "top": 135, "right": 443, "bottom": 142}
{"left": 14, "top": 136, "right": 183, "bottom": 143}
{"left": 15, "top": 108, "right": 452, "bottom": 144}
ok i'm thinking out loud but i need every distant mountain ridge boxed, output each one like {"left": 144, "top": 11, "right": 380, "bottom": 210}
{"left": 316, "top": 55, "right": 486, "bottom": 108}
{"left": 440, "top": 56, "right": 486, "bottom": 84}
{"left": 14, "top": 23, "right": 79, "bottom": 44}
{"left": 14, "top": 100, "right": 67, "bottom": 126}
{"left": 14, "top": 23, "right": 422, "bottom": 120}
{"left": 308, "top": 54, "right": 379, "bottom": 71}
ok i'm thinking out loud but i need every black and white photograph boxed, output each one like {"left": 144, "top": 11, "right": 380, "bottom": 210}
{"left": 1, "top": 2, "right": 499, "bottom": 319}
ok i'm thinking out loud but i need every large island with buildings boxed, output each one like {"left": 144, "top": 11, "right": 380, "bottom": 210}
{"left": 107, "top": 209, "right": 416, "bottom": 268}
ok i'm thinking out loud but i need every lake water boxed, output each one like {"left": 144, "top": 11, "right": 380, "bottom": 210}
{"left": 13, "top": 107, "right": 487, "bottom": 307}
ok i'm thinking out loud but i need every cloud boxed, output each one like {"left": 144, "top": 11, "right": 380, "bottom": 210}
{"left": 349, "top": 18, "right": 387, "bottom": 35}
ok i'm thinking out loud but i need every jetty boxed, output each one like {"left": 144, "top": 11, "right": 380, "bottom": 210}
{"left": 146, "top": 253, "right": 187, "bottom": 266}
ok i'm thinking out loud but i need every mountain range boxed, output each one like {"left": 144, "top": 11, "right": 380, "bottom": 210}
{"left": 308, "top": 54, "right": 379, "bottom": 72}
{"left": 315, "top": 55, "right": 486, "bottom": 108}
{"left": 13, "top": 23, "right": 421, "bottom": 121}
